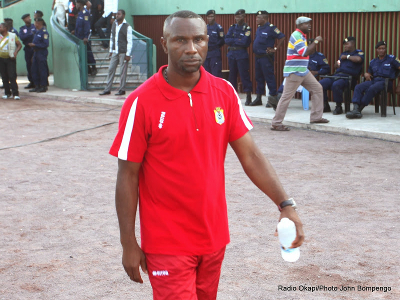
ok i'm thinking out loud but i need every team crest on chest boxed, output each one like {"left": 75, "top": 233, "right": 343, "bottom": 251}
{"left": 214, "top": 107, "right": 225, "bottom": 125}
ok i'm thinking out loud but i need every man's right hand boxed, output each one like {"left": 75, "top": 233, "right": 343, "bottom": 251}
{"left": 364, "top": 73, "right": 373, "bottom": 81}
{"left": 122, "top": 242, "right": 148, "bottom": 283}
{"left": 109, "top": 52, "right": 112, "bottom": 59}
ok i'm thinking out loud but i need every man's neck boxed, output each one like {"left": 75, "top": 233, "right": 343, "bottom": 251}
{"left": 378, "top": 55, "right": 386, "bottom": 60}
{"left": 118, "top": 20, "right": 123, "bottom": 25}
{"left": 165, "top": 66, "right": 201, "bottom": 93}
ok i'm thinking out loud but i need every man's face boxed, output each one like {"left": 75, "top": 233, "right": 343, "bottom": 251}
{"left": 256, "top": 15, "right": 267, "bottom": 26}
{"left": 116, "top": 11, "right": 124, "bottom": 22}
{"left": 0, "top": 24, "right": 6, "bottom": 34}
{"left": 161, "top": 17, "right": 208, "bottom": 74}
{"left": 76, "top": 2, "right": 83, "bottom": 10}
{"left": 206, "top": 14, "right": 215, "bottom": 25}
{"left": 344, "top": 41, "right": 354, "bottom": 52}
{"left": 235, "top": 14, "right": 245, "bottom": 25}
{"left": 34, "top": 13, "right": 39, "bottom": 20}
{"left": 23, "top": 16, "right": 32, "bottom": 25}
{"left": 34, "top": 20, "right": 42, "bottom": 30}
{"left": 376, "top": 45, "right": 387, "bottom": 57}
{"left": 298, "top": 21, "right": 311, "bottom": 34}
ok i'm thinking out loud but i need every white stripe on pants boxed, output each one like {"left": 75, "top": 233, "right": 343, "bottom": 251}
{"left": 104, "top": 53, "right": 129, "bottom": 93}
{"left": 272, "top": 72, "right": 324, "bottom": 126}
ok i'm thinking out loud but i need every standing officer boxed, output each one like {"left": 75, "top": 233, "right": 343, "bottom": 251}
{"left": 28, "top": 18, "right": 49, "bottom": 93}
{"left": 319, "top": 37, "right": 364, "bottom": 115}
{"left": 346, "top": 41, "right": 400, "bottom": 119}
{"left": 19, "top": 13, "right": 36, "bottom": 89}
{"left": 276, "top": 38, "right": 330, "bottom": 109}
{"left": 250, "top": 10, "right": 285, "bottom": 108}
{"left": 75, "top": 0, "right": 97, "bottom": 75}
{"left": 225, "top": 9, "right": 252, "bottom": 105}
{"left": 204, "top": 9, "right": 224, "bottom": 77}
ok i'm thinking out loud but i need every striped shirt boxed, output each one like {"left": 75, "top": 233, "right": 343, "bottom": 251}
{"left": 283, "top": 29, "right": 309, "bottom": 77}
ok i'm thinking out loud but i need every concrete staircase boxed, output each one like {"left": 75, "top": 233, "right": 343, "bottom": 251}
{"left": 87, "top": 37, "right": 148, "bottom": 90}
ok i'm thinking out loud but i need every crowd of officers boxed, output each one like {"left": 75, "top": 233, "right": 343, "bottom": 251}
{"left": 205, "top": 9, "right": 400, "bottom": 119}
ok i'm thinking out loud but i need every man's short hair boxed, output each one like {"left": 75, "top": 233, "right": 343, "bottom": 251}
{"left": 163, "top": 10, "right": 203, "bottom": 34}
{"left": 119, "top": 9, "right": 126, "bottom": 16}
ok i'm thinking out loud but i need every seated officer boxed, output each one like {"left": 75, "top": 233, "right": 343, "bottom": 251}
{"left": 225, "top": 9, "right": 252, "bottom": 105}
{"left": 277, "top": 38, "right": 330, "bottom": 109}
{"left": 250, "top": 10, "right": 285, "bottom": 108}
{"left": 346, "top": 41, "right": 400, "bottom": 119}
{"left": 319, "top": 37, "right": 364, "bottom": 115}
{"left": 204, "top": 10, "right": 224, "bottom": 78}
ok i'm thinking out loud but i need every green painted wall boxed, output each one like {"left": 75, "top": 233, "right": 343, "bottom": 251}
{"left": 0, "top": 0, "right": 54, "bottom": 75}
{"left": 124, "top": 0, "right": 400, "bottom": 15}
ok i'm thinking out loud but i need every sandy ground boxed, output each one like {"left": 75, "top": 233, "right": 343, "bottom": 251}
{"left": 1, "top": 96, "right": 399, "bottom": 300}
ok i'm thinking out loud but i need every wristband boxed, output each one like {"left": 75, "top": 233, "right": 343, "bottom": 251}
{"left": 347, "top": 55, "right": 350, "bottom": 59}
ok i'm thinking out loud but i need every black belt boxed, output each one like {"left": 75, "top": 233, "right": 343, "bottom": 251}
{"left": 255, "top": 53, "right": 274, "bottom": 58}
{"left": 228, "top": 47, "right": 246, "bottom": 51}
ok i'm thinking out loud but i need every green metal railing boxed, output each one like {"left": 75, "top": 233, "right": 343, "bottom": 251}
{"left": 0, "top": 0, "right": 21, "bottom": 8}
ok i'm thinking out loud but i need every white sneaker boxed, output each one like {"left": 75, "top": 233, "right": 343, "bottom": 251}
{"left": 2, "top": 95, "right": 11, "bottom": 99}
{"left": 14, "top": 95, "right": 20, "bottom": 100}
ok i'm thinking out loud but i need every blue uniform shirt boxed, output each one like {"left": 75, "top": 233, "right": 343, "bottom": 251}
{"left": 253, "top": 22, "right": 284, "bottom": 55}
{"left": 19, "top": 24, "right": 36, "bottom": 47}
{"left": 32, "top": 27, "right": 50, "bottom": 52}
{"left": 9, "top": 27, "right": 19, "bottom": 37}
{"left": 225, "top": 23, "right": 251, "bottom": 59}
{"left": 207, "top": 23, "right": 224, "bottom": 58}
{"left": 309, "top": 51, "right": 330, "bottom": 75}
{"left": 75, "top": 8, "right": 91, "bottom": 40}
{"left": 368, "top": 54, "right": 400, "bottom": 80}
{"left": 336, "top": 49, "right": 364, "bottom": 76}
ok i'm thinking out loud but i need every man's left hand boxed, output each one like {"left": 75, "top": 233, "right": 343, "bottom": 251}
{"left": 125, "top": 56, "right": 131, "bottom": 62}
{"left": 28, "top": 43, "right": 35, "bottom": 47}
{"left": 310, "top": 70, "right": 319, "bottom": 76}
{"left": 266, "top": 47, "right": 275, "bottom": 54}
{"left": 83, "top": 38, "right": 88, "bottom": 45}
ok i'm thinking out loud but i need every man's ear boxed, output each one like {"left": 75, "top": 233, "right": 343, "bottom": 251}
{"left": 160, "top": 37, "right": 168, "bottom": 54}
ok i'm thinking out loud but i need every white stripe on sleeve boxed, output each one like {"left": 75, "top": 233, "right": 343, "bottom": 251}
{"left": 225, "top": 80, "right": 253, "bottom": 130}
{"left": 118, "top": 97, "right": 138, "bottom": 160}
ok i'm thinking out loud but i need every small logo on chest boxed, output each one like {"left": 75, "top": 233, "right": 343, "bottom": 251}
{"left": 214, "top": 107, "right": 225, "bottom": 125}
{"left": 158, "top": 111, "right": 166, "bottom": 129}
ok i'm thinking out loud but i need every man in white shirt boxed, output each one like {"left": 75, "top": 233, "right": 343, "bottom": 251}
{"left": 99, "top": 9, "right": 132, "bottom": 96}
{"left": 52, "top": 0, "right": 69, "bottom": 26}
{"left": 94, "top": 0, "right": 118, "bottom": 48}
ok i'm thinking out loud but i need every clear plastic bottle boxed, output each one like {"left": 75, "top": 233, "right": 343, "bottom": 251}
{"left": 277, "top": 218, "right": 300, "bottom": 262}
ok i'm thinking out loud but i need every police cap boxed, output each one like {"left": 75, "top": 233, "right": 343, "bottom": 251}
{"left": 256, "top": 10, "right": 268, "bottom": 16}
{"left": 375, "top": 41, "right": 386, "bottom": 49}
{"left": 343, "top": 36, "right": 356, "bottom": 44}
{"left": 206, "top": 10, "right": 215, "bottom": 16}
{"left": 21, "top": 14, "right": 30, "bottom": 20}
{"left": 35, "top": 10, "right": 44, "bottom": 16}
{"left": 235, "top": 9, "right": 245, "bottom": 15}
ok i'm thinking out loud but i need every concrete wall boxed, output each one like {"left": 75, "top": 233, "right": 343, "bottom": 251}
{"left": 125, "top": 0, "right": 400, "bottom": 15}
{"left": 0, "top": 0, "right": 54, "bottom": 75}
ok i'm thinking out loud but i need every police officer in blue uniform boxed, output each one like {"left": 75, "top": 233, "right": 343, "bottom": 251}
{"left": 346, "top": 41, "right": 400, "bottom": 119}
{"left": 250, "top": 10, "right": 285, "bottom": 107}
{"left": 204, "top": 9, "right": 224, "bottom": 78}
{"left": 19, "top": 13, "right": 36, "bottom": 89}
{"left": 225, "top": 9, "right": 252, "bottom": 104}
{"left": 319, "top": 36, "right": 364, "bottom": 115}
{"left": 4, "top": 18, "right": 19, "bottom": 37}
{"left": 28, "top": 18, "right": 49, "bottom": 93}
{"left": 277, "top": 38, "right": 330, "bottom": 106}
{"left": 75, "top": 0, "right": 97, "bottom": 75}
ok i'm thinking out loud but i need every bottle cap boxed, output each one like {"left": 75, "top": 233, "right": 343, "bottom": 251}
{"left": 281, "top": 246, "right": 300, "bottom": 262}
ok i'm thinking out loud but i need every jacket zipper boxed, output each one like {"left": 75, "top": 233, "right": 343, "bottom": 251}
{"left": 188, "top": 93, "right": 199, "bottom": 131}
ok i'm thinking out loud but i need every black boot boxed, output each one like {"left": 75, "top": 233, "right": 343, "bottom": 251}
{"left": 24, "top": 82, "right": 35, "bottom": 89}
{"left": 29, "top": 87, "right": 39, "bottom": 92}
{"left": 346, "top": 103, "right": 363, "bottom": 119}
{"left": 332, "top": 105, "right": 343, "bottom": 115}
{"left": 323, "top": 99, "right": 331, "bottom": 112}
{"left": 267, "top": 95, "right": 278, "bottom": 110}
{"left": 245, "top": 92, "right": 252, "bottom": 106}
{"left": 249, "top": 94, "right": 262, "bottom": 106}
{"left": 36, "top": 86, "right": 47, "bottom": 93}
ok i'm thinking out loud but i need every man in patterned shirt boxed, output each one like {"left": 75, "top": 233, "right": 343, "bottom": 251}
{"left": 271, "top": 16, "right": 329, "bottom": 131}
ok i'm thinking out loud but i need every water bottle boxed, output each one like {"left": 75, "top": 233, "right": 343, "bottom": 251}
{"left": 277, "top": 218, "right": 300, "bottom": 262}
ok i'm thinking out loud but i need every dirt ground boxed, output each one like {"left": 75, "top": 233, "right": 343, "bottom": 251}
{"left": 1, "top": 96, "right": 399, "bottom": 300}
